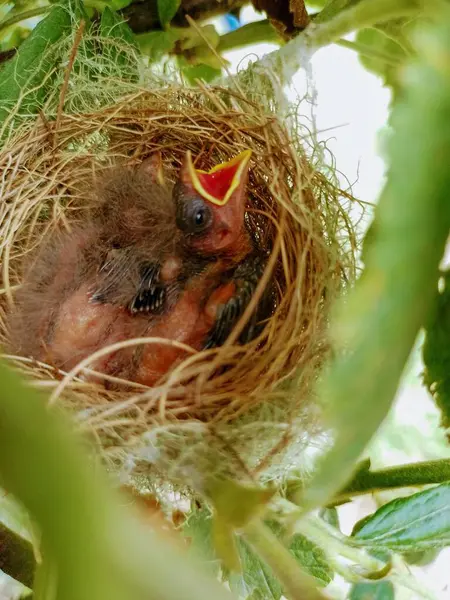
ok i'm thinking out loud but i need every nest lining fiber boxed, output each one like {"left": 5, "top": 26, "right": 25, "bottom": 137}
{"left": 0, "top": 82, "right": 356, "bottom": 485}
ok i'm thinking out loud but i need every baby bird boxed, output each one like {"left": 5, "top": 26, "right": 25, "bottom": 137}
{"left": 7, "top": 150, "right": 268, "bottom": 386}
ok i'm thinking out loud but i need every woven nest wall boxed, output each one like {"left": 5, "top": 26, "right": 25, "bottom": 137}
{"left": 0, "top": 85, "right": 356, "bottom": 488}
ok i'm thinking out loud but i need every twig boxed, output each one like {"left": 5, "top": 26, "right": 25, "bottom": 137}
{"left": 243, "top": 518, "right": 328, "bottom": 600}
{"left": 53, "top": 19, "right": 85, "bottom": 149}
{"left": 0, "top": 6, "right": 49, "bottom": 35}
{"left": 334, "top": 458, "right": 450, "bottom": 503}
{"left": 257, "top": 0, "right": 422, "bottom": 82}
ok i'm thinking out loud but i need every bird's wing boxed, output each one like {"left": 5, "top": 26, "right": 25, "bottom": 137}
{"left": 91, "top": 248, "right": 167, "bottom": 314}
{"left": 128, "top": 263, "right": 166, "bottom": 314}
{"left": 203, "top": 253, "right": 272, "bottom": 348}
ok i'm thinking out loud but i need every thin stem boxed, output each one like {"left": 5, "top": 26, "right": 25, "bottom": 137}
{"left": 243, "top": 519, "right": 327, "bottom": 600}
{"left": 0, "top": 6, "right": 49, "bottom": 35}
{"left": 271, "top": 498, "right": 388, "bottom": 578}
{"left": 334, "top": 458, "right": 450, "bottom": 503}
{"left": 296, "top": 515, "right": 388, "bottom": 576}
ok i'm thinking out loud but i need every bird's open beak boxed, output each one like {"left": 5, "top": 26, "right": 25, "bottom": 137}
{"left": 185, "top": 150, "right": 252, "bottom": 206}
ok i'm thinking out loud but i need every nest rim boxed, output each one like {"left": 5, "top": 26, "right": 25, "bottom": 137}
{"left": 0, "top": 85, "right": 357, "bottom": 481}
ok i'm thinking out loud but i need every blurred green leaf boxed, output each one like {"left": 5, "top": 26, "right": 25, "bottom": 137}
{"left": 319, "top": 507, "right": 340, "bottom": 529}
{"left": 354, "top": 483, "right": 450, "bottom": 550}
{"left": 0, "top": 489, "right": 31, "bottom": 539}
{"left": 349, "top": 581, "right": 395, "bottom": 600}
{"left": 182, "top": 508, "right": 221, "bottom": 575}
{"left": 227, "top": 524, "right": 332, "bottom": 598}
{"left": 355, "top": 17, "right": 416, "bottom": 92}
{"left": 99, "top": 5, "right": 139, "bottom": 81}
{"left": 0, "top": 4, "right": 72, "bottom": 124}
{"left": 184, "top": 44, "right": 225, "bottom": 69}
{"left": 0, "top": 24, "right": 30, "bottom": 51}
{"left": 207, "top": 479, "right": 275, "bottom": 528}
{"left": 313, "top": 0, "right": 351, "bottom": 22}
{"left": 137, "top": 29, "right": 178, "bottom": 61}
{"left": 289, "top": 533, "right": 333, "bottom": 586}
{"left": 402, "top": 547, "right": 441, "bottom": 566}
{"left": 100, "top": 6, "right": 136, "bottom": 46}
{"left": 172, "top": 23, "right": 224, "bottom": 68}
{"left": 212, "top": 516, "right": 241, "bottom": 572}
{"left": 157, "top": 0, "right": 180, "bottom": 28}
{"left": 228, "top": 537, "right": 282, "bottom": 600}
{"left": 176, "top": 24, "right": 219, "bottom": 51}
{"left": 356, "top": 27, "right": 406, "bottom": 89}
{"left": 180, "top": 62, "right": 221, "bottom": 84}
{"left": 109, "top": 0, "right": 133, "bottom": 9}
{"left": 306, "top": 0, "right": 327, "bottom": 8}
{"left": 423, "top": 271, "right": 450, "bottom": 430}
{"left": 0, "top": 358, "right": 234, "bottom": 600}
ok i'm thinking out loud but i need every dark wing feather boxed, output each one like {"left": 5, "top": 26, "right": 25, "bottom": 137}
{"left": 203, "top": 254, "right": 272, "bottom": 348}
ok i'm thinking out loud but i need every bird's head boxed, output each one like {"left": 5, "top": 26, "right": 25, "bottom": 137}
{"left": 174, "top": 150, "right": 252, "bottom": 257}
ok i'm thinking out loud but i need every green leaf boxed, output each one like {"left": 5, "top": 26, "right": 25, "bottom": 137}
{"left": 402, "top": 547, "right": 441, "bottom": 566}
{"left": 157, "top": 0, "right": 180, "bottom": 28}
{"left": 289, "top": 534, "right": 333, "bottom": 587}
{"left": 182, "top": 508, "right": 220, "bottom": 575}
{"left": 0, "top": 489, "right": 31, "bottom": 539}
{"left": 354, "top": 483, "right": 450, "bottom": 550}
{"left": 177, "top": 24, "right": 219, "bottom": 51}
{"left": 99, "top": 7, "right": 138, "bottom": 82}
{"left": 212, "top": 516, "right": 241, "bottom": 572}
{"left": 207, "top": 479, "right": 275, "bottom": 528}
{"left": 181, "top": 63, "right": 221, "bottom": 84}
{"left": 0, "top": 359, "right": 233, "bottom": 600}
{"left": 349, "top": 581, "right": 395, "bottom": 600}
{"left": 108, "top": 0, "right": 133, "bottom": 9}
{"left": 313, "top": 0, "right": 351, "bottom": 22}
{"left": 0, "top": 4, "right": 72, "bottom": 124}
{"left": 226, "top": 524, "right": 333, "bottom": 598}
{"left": 319, "top": 507, "right": 340, "bottom": 529}
{"left": 423, "top": 271, "right": 450, "bottom": 430}
{"left": 137, "top": 29, "right": 178, "bottom": 62}
{"left": 100, "top": 6, "right": 136, "bottom": 46}
{"left": 228, "top": 537, "right": 282, "bottom": 600}
{"left": 306, "top": 0, "right": 327, "bottom": 9}
{"left": 355, "top": 26, "right": 407, "bottom": 92}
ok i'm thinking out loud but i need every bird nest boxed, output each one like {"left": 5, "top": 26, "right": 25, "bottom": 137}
{"left": 0, "top": 85, "right": 357, "bottom": 487}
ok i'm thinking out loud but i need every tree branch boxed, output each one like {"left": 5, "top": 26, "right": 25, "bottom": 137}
{"left": 258, "top": 0, "right": 422, "bottom": 81}
{"left": 243, "top": 518, "right": 328, "bottom": 600}
{"left": 334, "top": 458, "right": 450, "bottom": 503}
{"left": 0, "top": 7, "right": 49, "bottom": 35}
{"left": 0, "top": 521, "right": 35, "bottom": 588}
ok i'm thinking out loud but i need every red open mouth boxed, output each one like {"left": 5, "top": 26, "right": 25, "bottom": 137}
{"left": 186, "top": 150, "right": 252, "bottom": 206}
